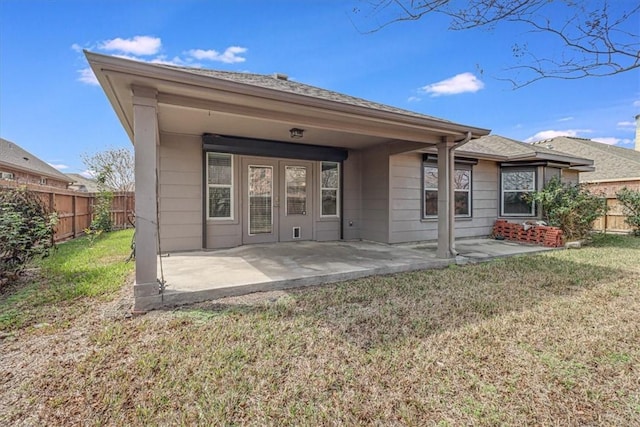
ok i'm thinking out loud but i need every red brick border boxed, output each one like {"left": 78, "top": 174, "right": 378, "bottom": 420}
{"left": 493, "top": 220, "right": 564, "bottom": 248}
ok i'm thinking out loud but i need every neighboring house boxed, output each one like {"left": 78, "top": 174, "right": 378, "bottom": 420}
{"left": 86, "top": 52, "right": 594, "bottom": 307}
{"left": 531, "top": 136, "right": 640, "bottom": 231}
{"left": 0, "top": 138, "right": 72, "bottom": 189}
{"left": 66, "top": 173, "right": 102, "bottom": 193}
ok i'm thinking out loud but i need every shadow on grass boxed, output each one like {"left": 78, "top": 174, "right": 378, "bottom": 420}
{"left": 177, "top": 250, "right": 634, "bottom": 351}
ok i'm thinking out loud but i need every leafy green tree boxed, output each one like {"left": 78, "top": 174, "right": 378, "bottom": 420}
{"left": 616, "top": 187, "right": 640, "bottom": 236}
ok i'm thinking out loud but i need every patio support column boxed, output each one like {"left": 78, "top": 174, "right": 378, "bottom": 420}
{"left": 436, "top": 138, "right": 456, "bottom": 259}
{"left": 132, "top": 85, "right": 160, "bottom": 310}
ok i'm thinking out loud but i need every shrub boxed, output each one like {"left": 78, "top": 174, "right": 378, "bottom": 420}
{"left": 0, "top": 187, "right": 58, "bottom": 279}
{"left": 88, "top": 171, "right": 114, "bottom": 234}
{"left": 616, "top": 187, "right": 640, "bottom": 236}
{"left": 528, "top": 178, "right": 607, "bottom": 241}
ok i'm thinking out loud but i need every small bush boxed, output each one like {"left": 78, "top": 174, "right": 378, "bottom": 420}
{"left": 616, "top": 187, "right": 640, "bottom": 236}
{"left": 89, "top": 172, "right": 114, "bottom": 235}
{"left": 0, "top": 187, "right": 58, "bottom": 279}
{"left": 528, "top": 178, "right": 607, "bottom": 241}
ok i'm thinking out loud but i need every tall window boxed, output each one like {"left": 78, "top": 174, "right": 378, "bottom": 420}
{"left": 501, "top": 168, "right": 535, "bottom": 216}
{"left": 207, "top": 153, "right": 233, "bottom": 219}
{"left": 423, "top": 164, "right": 471, "bottom": 218}
{"left": 321, "top": 162, "right": 339, "bottom": 217}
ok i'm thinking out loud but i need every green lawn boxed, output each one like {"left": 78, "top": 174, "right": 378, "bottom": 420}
{"left": 0, "top": 229, "right": 135, "bottom": 331}
{"left": 1, "top": 233, "right": 639, "bottom": 425}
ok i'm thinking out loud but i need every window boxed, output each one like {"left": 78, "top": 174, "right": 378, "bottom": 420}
{"left": 321, "top": 162, "right": 339, "bottom": 217}
{"left": 423, "top": 164, "right": 472, "bottom": 218}
{"left": 207, "top": 153, "right": 233, "bottom": 219}
{"left": 501, "top": 168, "right": 536, "bottom": 216}
{"left": 39, "top": 177, "right": 47, "bottom": 185}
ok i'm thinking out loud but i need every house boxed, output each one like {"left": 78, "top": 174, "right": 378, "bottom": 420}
{"left": 0, "top": 138, "right": 72, "bottom": 189}
{"left": 531, "top": 135, "right": 640, "bottom": 231}
{"left": 66, "top": 173, "right": 101, "bottom": 193}
{"left": 86, "top": 52, "right": 594, "bottom": 309}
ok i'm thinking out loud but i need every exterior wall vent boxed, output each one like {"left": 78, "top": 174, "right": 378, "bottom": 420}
{"left": 293, "top": 227, "right": 301, "bottom": 239}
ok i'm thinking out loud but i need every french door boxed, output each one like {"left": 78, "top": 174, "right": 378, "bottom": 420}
{"left": 241, "top": 158, "right": 313, "bottom": 244}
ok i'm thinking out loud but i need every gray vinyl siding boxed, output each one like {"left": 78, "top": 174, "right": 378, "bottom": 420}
{"left": 158, "top": 133, "right": 203, "bottom": 252}
{"left": 388, "top": 154, "right": 498, "bottom": 243}
{"left": 360, "top": 145, "right": 390, "bottom": 243}
{"left": 342, "top": 150, "right": 362, "bottom": 240}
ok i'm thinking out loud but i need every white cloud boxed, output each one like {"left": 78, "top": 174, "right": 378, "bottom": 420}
{"left": 420, "top": 72, "right": 484, "bottom": 96}
{"left": 100, "top": 36, "right": 161, "bottom": 56}
{"left": 48, "top": 163, "right": 69, "bottom": 170}
{"left": 80, "top": 170, "right": 96, "bottom": 178}
{"left": 407, "top": 96, "right": 421, "bottom": 102}
{"left": 617, "top": 121, "right": 636, "bottom": 127}
{"left": 186, "top": 46, "right": 247, "bottom": 64}
{"left": 524, "top": 129, "right": 591, "bottom": 142}
{"left": 77, "top": 68, "right": 99, "bottom": 85}
{"left": 557, "top": 116, "right": 574, "bottom": 122}
{"left": 592, "top": 137, "right": 632, "bottom": 145}
{"left": 633, "top": 100, "right": 640, "bottom": 107}
{"left": 71, "top": 43, "right": 83, "bottom": 53}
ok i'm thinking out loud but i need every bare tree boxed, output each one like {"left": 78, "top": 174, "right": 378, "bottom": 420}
{"left": 350, "top": 0, "right": 639, "bottom": 87}
{"left": 82, "top": 148, "right": 135, "bottom": 192}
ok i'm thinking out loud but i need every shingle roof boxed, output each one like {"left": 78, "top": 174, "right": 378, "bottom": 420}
{"left": 531, "top": 137, "right": 640, "bottom": 181}
{"left": 0, "top": 138, "right": 71, "bottom": 182}
{"left": 66, "top": 173, "right": 101, "bottom": 192}
{"left": 157, "top": 64, "right": 450, "bottom": 123}
{"left": 458, "top": 134, "right": 592, "bottom": 165}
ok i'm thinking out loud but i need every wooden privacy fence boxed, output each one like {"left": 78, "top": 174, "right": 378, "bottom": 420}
{"left": 586, "top": 180, "right": 639, "bottom": 233}
{"left": 0, "top": 181, "right": 134, "bottom": 242}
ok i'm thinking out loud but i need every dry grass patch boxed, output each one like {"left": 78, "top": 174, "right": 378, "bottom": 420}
{"left": 2, "top": 234, "right": 639, "bottom": 425}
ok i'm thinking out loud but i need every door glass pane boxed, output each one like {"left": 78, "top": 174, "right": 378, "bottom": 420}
{"left": 249, "top": 166, "right": 272, "bottom": 234}
{"left": 286, "top": 166, "right": 306, "bottom": 215}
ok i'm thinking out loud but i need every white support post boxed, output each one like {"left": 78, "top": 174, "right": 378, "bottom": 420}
{"left": 437, "top": 139, "right": 456, "bottom": 259}
{"left": 132, "top": 86, "right": 160, "bottom": 310}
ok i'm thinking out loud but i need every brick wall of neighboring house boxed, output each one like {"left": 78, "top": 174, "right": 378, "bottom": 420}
{"left": 585, "top": 179, "right": 640, "bottom": 233}
{"left": 0, "top": 166, "right": 69, "bottom": 189}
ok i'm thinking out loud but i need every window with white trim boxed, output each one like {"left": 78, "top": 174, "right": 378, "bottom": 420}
{"left": 423, "top": 164, "right": 472, "bottom": 218}
{"left": 320, "top": 161, "right": 339, "bottom": 217}
{"left": 501, "top": 168, "right": 536, "bottom": 216}
{"left": 207, "top": 153, "right": 233, "bottom": 219}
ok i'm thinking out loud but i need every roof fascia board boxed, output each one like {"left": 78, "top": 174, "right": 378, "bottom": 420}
{"left": 509, "top": 152, "right": 593, "bottom": 166}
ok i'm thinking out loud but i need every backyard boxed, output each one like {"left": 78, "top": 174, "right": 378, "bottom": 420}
{"left": 1, "top": 229, "right": 639, "bottom": 425}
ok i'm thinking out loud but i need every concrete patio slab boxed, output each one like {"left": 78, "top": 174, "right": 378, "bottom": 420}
{"left": 150, "top": 239, "right": 554, "bottom": 309}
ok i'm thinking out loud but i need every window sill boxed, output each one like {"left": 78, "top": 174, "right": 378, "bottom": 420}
{"left": 206, "top": 218, "right": 239, "bottom": 225}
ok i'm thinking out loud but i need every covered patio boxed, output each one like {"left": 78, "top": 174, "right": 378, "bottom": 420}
{"left": 151, "top": 239, "right": 555, "bottom": 309}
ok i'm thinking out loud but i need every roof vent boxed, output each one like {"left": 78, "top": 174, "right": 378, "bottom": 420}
{"left": 273, "top": 73, "right": 288, "bottom": 81}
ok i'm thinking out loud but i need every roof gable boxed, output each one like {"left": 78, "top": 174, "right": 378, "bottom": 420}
{"left": 0, "top": 138, "right": 71, "bottom": 182}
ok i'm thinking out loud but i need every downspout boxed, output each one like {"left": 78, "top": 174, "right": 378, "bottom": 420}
{"left": 449, "top": 131, "right": 473, "bottom": 256}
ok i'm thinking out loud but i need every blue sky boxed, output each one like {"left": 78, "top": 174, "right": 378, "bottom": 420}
{"left": 1, "top": 0, "right": 638, "bottom": 176}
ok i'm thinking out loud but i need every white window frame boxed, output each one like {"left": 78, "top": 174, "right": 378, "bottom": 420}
{"left": 500, "top": 168, "right": 536, "bottom": 217}
{"left": 320, "top": 161, "right": 340, "bottom": 218}
{"left": 422, "top": 163, "right": 472, "bottom": 219}
{"left": 206, "top": 152, "right": 234, "bottom": 220}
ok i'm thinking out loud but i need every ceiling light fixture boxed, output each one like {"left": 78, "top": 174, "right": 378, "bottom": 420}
{"left": 289, "top": 128, "right": 304, "bottom": 139}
